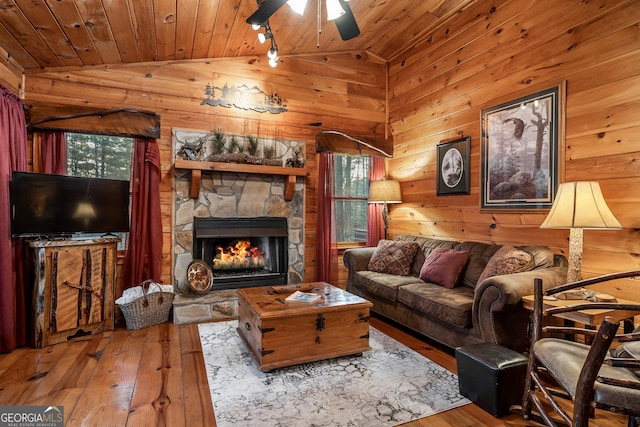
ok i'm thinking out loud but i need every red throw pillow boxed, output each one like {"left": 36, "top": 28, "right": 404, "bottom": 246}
{"left": 368, "top": 240, "right": 419, "bottom": 276}
{"left": 419, "top": 248, "right": 469, "bottom": 288}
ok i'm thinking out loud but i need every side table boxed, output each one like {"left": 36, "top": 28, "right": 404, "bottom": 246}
{"left": 521, "top": 294, "right": 639, "bottom": 336}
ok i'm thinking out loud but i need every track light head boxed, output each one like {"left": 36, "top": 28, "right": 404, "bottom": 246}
{"left": 267, "top": 36, "right": 279, "bottom": 67}
{"left": 258, "top": 30, "right": 272, "bottom": 44}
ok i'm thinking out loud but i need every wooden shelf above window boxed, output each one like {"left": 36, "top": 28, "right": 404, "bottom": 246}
{"left": 174, "top": 159, "right": 308, "bottom": 201}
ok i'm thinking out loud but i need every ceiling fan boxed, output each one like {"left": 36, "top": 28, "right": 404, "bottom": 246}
{"left": 246, "top": 0, "right": 360, "bottom": 41}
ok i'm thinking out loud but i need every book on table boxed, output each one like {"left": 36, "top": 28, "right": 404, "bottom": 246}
{"left": 285, "top": 291, "right": 321, "bottom": 303}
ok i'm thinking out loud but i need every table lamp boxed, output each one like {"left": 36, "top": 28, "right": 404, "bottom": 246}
{"left": 540, "top": 181, "right": 621, "bottom": 283}
{"left": 369, "top": 179, "right": 402, "bottom": 239}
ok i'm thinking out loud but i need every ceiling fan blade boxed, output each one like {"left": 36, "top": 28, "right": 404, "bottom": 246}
{"left": 334, "top": 0, "right": 360, "bottom": 41}
{"left": 246, "top": 0, "right": 288, "bottom": 26}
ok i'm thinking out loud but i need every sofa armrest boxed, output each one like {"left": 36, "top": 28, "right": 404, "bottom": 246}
{"left": 473, "top": 266, "right": 568, "bottom": 350}
{"left": 343, "top": 247, "right": 377, "bottom": 290}
{"left": 343, "top": 247, "right": 376, "bottom": 271}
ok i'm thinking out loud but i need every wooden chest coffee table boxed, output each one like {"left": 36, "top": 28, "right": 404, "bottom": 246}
{"left": 236, "top": 282, "right": 373, "bottom": 371}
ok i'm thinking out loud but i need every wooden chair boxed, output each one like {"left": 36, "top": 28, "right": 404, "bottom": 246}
{"left": 521, "top": 270, "right": 640, "bottom": 427}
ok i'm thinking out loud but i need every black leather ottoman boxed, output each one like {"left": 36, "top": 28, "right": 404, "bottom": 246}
{"left": 455, "top": 342, "right": 529, "bottom": 417}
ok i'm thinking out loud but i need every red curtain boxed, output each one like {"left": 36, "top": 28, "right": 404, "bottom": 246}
{"left": 123, "top": 137, "right": 162, "bottom": 287}
{"left": 36, "top": 131, "right": 67, "bottom": 174}
{"left": 366, "top": 156, "right": 386, "bottom": 247}
{"left": 0, "top": 86, "right": 28, "bottom": 353}
{"left": 314, "top": 152, "right": 338, "bottom": 285}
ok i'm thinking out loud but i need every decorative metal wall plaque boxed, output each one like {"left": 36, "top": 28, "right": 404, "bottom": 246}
{"left": 201, "top": 83, "right": 288, "bottom": 114}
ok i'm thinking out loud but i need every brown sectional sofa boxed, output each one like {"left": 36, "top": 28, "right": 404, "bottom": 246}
{"left": 344, "top": 235, "right": 568, "bottom": 352}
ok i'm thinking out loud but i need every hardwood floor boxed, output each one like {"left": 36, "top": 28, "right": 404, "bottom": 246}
{"left": 0, "top": 317, "right": 628, "bottom": 426}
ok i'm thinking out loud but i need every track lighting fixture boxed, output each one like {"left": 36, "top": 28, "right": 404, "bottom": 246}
{"left": 249, "top": 2, "right": 281, "bottom": 67}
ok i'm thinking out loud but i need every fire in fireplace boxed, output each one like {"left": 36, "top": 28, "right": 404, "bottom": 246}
{"left": 213, "top": 239, "right": 265, "bottom": 271}
{"left": 193, "top": 217, "right": 288, "bottom": 290}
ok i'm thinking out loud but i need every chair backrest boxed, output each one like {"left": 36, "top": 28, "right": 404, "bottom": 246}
{"left": 523, "top": 271, "right": 640, "bottom": 426}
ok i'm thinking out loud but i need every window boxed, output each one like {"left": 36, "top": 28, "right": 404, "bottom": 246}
{"left": 66, "top": 133, "right": 134, "bottom": 247}
{"left": 334, "top": 154, "right": 370, "bottom": 243}
{"left": 66, "top": 133, "right": 133, "bottom": 179}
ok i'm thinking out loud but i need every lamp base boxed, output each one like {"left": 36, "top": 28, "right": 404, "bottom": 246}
{"left": 566, "top": 227, "right": 583, "bottom": 283}
{"left": 382, "top": 202, "right": 389, "bottom": 240}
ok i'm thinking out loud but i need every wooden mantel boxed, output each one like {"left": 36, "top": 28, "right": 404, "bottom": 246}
{"left": 174, "top": 159, "right": 308, "bottom": 201}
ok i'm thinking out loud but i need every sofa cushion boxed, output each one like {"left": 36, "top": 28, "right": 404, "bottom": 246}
{"left": 354, "top": 271, "right": 423, "bottom": 302}
{"left": 457, "top": 242, "right": 502, "bottom": 288}
{"left": 419, "top": 249, "right": 469, "bottom": 288}
{"left": 368, "top": 240, "right": 419, "bottom": 276}
{"left": 477, "top": 245, "right": 535, "bottom": 284}
{"left": 398, "top": 282, "right": 474, "bottom": 328}
{"left": 518, "top": 245, "right": 555, "bottom": 269}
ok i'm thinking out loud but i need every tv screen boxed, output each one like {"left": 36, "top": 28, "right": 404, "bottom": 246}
{"left": 10, "top": 172, "right": 130, "bottom": 237}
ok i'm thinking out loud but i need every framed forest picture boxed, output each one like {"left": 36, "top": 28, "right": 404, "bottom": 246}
{"left": 480, "top": 82, "right": 565, "bottom": 211}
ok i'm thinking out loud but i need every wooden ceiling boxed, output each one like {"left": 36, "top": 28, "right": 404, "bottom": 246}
{"left": 0, "top": 0, "right": 476, "bottom": 72}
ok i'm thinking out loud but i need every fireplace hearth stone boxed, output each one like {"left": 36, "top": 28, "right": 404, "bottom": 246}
{"left": 172, "top": 289, "right": 238, "bottom": 325}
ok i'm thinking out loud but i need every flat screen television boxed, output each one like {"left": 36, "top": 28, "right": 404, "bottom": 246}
{"left": 10, "top": 171, "right": 130, "bottom": 237}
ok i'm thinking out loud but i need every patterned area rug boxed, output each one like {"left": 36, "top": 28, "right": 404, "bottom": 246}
{"left": 198, "top": 321, "right": 470, "bottom": 427}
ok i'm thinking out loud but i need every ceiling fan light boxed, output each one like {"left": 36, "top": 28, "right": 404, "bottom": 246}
{"left": 326, "top": 0, "right": 345, "bottom": 20}
{"left": 287, "top": 0, "right": 307, "bottom": 15}
{"left": 258, "top": 33, "right": 266, "bottom": 43}
{"left": 269, "top": 57, "right": 279, "bottom": 67}
{"left": 252, "top": 24, "right": 261, "bottom": 31}
{"left": 268, "top": 48, "right": 279, "bottom": 59}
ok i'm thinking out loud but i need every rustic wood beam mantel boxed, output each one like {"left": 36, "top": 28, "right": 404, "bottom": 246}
{"left": 174, "top": 159, "right": 308, "bottom": 201}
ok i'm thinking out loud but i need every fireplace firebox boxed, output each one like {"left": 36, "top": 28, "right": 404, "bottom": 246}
{"left": 193, "top": 217, "right": 288, "bottom": 290}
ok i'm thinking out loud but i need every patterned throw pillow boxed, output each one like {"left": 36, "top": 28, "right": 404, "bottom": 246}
{"left": 368, "top": 240, "right": 419, "bottom": 276}
{"left": 419, "top": 249, "right": 469, "bottom": 288}
{"left": 477, "top": 245, "right": 534, "bottom": 284}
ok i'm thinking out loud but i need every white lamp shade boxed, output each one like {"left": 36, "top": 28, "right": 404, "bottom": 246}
{"left": 369, "top": 180, "right": 402, "bottom": 204}
{"left": 540, "top": 181, "right": 621, "bottom": 230}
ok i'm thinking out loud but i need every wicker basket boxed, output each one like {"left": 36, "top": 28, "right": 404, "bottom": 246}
{"left": 118, "top": 280, "right": 174, "bottom": 330}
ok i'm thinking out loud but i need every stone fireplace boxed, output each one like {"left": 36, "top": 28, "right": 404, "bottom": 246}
{"left": 172, "top": 130, "right": 305, "bottom": 293}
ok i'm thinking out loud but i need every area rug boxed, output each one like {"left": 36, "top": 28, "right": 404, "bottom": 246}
{"left": 198, "top": 321, "right": 470, "bottom": 427}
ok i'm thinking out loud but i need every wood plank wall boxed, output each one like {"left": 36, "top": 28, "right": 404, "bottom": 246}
{"left": 0, "top": 45, "right": 23, "bottom": 96}
{"left": 387, "top": 0, "right": 640, "bottom": 300}
{"left": 23, "top": 54, "right": 387, "bottom": 286}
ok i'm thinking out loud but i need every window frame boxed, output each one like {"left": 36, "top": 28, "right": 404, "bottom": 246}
{"left": 332, "top": 154, "right": 370, "bottom": 245}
